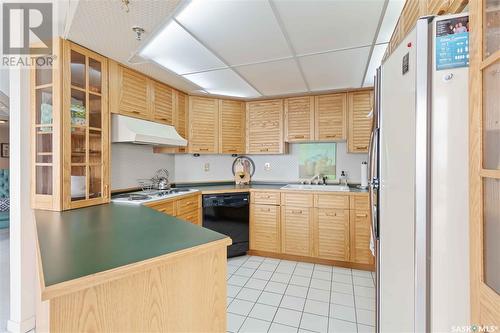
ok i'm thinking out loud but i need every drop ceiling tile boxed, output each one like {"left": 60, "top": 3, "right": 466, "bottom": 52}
{"left": 140, "top": 21, "right": 227, "bottom": 75}
{"left": 363, "top": 43, "right": 388, "bottom": 87}
{"left": 299, "top": 47, "right": 370, "bottom": 91}
{"left": 273, "top": 0, "right": 385, "bottom": 55}
{"left": 176, "top": 0, "right": 292, "bottom": 66}
{"left": 236, "top": 59, "right": 308, "bottom": 96}
{"left": 376, "top": 0, "right": 406, "bottom": 44}
{"left": 183, "top": 69, "right": 260, "bottom": 98}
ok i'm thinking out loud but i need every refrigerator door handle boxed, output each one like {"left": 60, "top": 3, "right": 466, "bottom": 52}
{"left": 368, "top": 127, "right": 379, "bottom": 240}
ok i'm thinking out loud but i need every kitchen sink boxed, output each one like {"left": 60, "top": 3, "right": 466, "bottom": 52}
{"left": 280, "top": 184, "right": 350, "bottom": 192}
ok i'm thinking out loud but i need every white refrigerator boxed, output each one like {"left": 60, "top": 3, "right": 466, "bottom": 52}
{"left": 370, "top": 14, "right": 470, "bottom": 333}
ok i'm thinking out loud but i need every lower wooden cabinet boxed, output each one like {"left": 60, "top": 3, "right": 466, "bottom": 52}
{"left": 350, "top": 209, "right": 374, "bottom": 265}
{"left": 281, "top": 206, "right": 312, "bottom": 257}
{"left": 315, "top": 208, "right": 350, "bottom": 261}
{"left": 145, "top": 192, "right": 201, "bottom": 225}
{"left": 250, "top": 204, "right": 281, "bottom": 253}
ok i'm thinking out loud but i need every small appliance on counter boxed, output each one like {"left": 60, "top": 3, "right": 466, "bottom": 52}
{"left": 232, "top": 156, "right": 255, "bottom": 185}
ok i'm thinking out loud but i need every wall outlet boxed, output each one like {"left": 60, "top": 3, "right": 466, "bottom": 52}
{"left": 264, "top": 162, "right": 271, "bottom": 171}
{"left": 204, "top": 163, "right": 210, "bottom": 172}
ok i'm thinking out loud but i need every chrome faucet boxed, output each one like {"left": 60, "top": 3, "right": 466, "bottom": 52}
{"left": 308, "top": 174, "right": 322, "bottom": 185}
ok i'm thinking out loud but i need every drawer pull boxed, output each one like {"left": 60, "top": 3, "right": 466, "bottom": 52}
{"left": 325, "top": 212, "right": 337, "bottom": 217}
{"left": 293, "top": 135, "right": 305, "bottom": 139}
{"left": 198, "top": 148, "right": 209, "bottom": 151}
{"left": 291, "top": 209, "right": 303, "bottom": 214}
{"left": 260, "top": 148, "right": 269, "bottom": 152}
{"left": 325, "top": 135, "right": 337, "bottom": 138}
{"left": 260, "top": 207, "right": 271, "bottom": 212}
{"left": 356, "top": 146, "right": 368, "bottom": 150}
{"left": 356, "top": 213, "right": 368, "bottom": 217}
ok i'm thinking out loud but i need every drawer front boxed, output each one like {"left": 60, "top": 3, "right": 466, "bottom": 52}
{"left": 315, "top": 194, "right": 350, "bottom": 209}
{"left": 281, "top": 206, "right": 311, "bottom": 257}
{"left": 250, "top": 204, "right": 280, "bottom": 253}
{"left": 145, "top": 200, "right": 175, "bottom": 215}
{"left": 177, "top": 208, "right": 200, "bottom": 225}
{"left": 176, "top": 194, "right": 200, "bottom": 215}
{"left": 251, "top": 191, "right": 280, "bottom": 205}
{"left": 282, "top": 193, "right": 313, "bottom": 207}
{"left": 350, "top": 195, "right": 369, "bottom": 210}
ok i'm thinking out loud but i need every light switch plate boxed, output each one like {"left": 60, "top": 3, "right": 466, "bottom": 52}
{"left": 204, "top": 163, "right": 210, "bottom": 172}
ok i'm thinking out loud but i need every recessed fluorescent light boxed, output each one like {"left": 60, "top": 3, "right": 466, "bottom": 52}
{"left": 183, "top": 69, "right": 260, "bottom": 98}
{"left": 363, "top": 43, "right": 388, "bottom": 87}
{"left": 376, "top": 0, "right": 406, "bottom": 44}
{"left": 139, "top": 20, "right": 226, "bottom": 75}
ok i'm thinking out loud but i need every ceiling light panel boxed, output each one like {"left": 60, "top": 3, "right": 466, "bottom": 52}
{"left": 176, "top": 0, "right": 292, "bottom": 66}
{"left": 236, "top": 59, "right": 308, "bottom": 96}
{"left": 183, "top": 69, "right": 260, "bottom": 98}
{"left": 363, "top": 43, "right": 388, "bottom": 87}
{"left": 376, "top": 0, "right": 406, "bottom": 44}
{"left": 140, "top": 20, "right": 226, "bottom": 75}
{"left": 299, "top": 46, "right": 371, "bottom": 91}
{"left": 273, "top": 0, "right": 385, "bottom": 55}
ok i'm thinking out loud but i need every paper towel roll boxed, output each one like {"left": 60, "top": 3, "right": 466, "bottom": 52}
{"left": 361, "top": 161, "right": 368, "bottom": 188}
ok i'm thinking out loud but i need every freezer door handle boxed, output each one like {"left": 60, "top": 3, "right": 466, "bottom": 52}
{"left": 368, "top": 127, "right": 379, "bottom": 240}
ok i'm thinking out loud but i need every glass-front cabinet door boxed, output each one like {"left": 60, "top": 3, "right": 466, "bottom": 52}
{"left": 63, "top": 42, "right": 109, "bottom": 209}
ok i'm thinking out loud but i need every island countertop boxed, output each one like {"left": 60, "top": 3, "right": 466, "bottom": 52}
{"left": 35, "top": 202, "right": 230, "bottom": 299}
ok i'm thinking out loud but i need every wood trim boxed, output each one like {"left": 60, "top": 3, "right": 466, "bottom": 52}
{"left": 480, "top": 169, "right": 500, "bottom": 179}
{"left": 480, "top": 49, "right": 500, "bottom": 70}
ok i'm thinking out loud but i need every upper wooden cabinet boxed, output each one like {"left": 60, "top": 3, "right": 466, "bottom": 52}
{"left": 314, "top": 93, "right": 347, "bottom": 141}
{"left": 348, "top": 90, "right": 374, "bottom": 153}
{"left": 219, "top": 99, "right": 245, "bottom": 154}
{"left": 152, "top": 82, "right": 173, "bottom": 125}
{"left": 32, "top": 39, "right": 110, "bottom": 211}
{"left": 284, "top": 96, "right": 315, "bottom": 142}
{"left": 246, "top": 99, "right": 286, "bottom": 154}
{"left": 188, "top": 96, "right": 219, "bottom": 154}
{"left": 173, "top": 90, "right": 188, "bottom": 153}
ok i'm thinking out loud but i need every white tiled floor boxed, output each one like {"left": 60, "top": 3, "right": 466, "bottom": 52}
{"left": 227, "top": 255, "right": 376, "bottom": 333}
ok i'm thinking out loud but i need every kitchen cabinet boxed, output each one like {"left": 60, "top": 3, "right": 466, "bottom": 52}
{"left": 151, "top": 81, "right": 173, "bottom": 125}
{"left": 284, "top": 96, "right": 315, "bottom": 142}
{"left": 315, "top": 208, "right": 350, "bottom": 261}
{"left": 219, "top": 99, "right": 245, "bottom": 154}
{"left": 145, "top": 192, "right": 201, "bottom": 225}
{"left": 350, "top": 209, "right": 374, "bottom": 265}
{"left": 109, "top": 61, "right": 151, "bottom": 119}
{"left": 314, "top": 93, "right": 347, "bottom": 141}
{"left": 32, "top": 38, "right": 110, "bottom": 211}
{"left": 188, "top": 96, "right": 219, "bottom": 154}
{"left": 250, "top": 204, "right": 281, "bottom": 253}
{"left": 281, "top": 206, "right": 312, "bottom": 256}
{"left": 348, "top": 90, "right": 373, "bottom": 153}
{"left": 246, "top": 99, "right": 286, "bottom": 154}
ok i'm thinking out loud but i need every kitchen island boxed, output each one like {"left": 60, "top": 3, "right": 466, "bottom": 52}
{"left": 34, "top": 203, "right": 231, "bottom": 332}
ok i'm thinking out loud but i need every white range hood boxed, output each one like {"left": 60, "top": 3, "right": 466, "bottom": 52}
{"left": 111, "top": 114, "right": 187, "bottom": 147}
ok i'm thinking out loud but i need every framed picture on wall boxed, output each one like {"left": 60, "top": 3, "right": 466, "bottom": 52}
{"left": 1, "top": 143, "right": 8, "bottom": 158}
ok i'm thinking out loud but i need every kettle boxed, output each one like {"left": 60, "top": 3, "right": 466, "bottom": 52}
{"left": 153, "top": 169, "right": 170, "bottom": 190}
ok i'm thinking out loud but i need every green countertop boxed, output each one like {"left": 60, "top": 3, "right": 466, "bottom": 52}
{"left": 35, "top": 203, "right": 228, "bottom": 287}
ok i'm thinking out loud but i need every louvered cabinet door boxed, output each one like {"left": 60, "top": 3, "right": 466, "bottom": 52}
{"left": 315, "top": 208, "right": 350, "bottom": 261}
{"left": 348, "top": 90, "right": 373, "bottom": 153}
{"left": 109, "top": 62, "right": 150, "bottom": 119}
{"left": 285, "top": 96, "right": 314, "bottom": 142}
{"left": 219, "top": 99, "right": 245, "bottom": 154}
{"left": 246, "top": 99, "right": 285, "bottom": 154}
{"left": 281, "top": 206, "right": 312, "bottom": 257}
{"left": 314, "top": 93, "right": 347, "bottom": 141}
{"left": 350, "top": 210, "right": 374, "bottom": 265}
{"left": 188, "top": 96, "right": 219, "bottom": 154}
{"left": 152, "top": 81, "right": 173, "bottom": 125}
{"left": 250, "top": 204, "right": 280, "bottom": 253}
{"left": 174, "top": 90, "right": 188, "bottom": 153}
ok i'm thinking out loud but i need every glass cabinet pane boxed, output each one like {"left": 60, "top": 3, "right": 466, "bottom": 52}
{"left": 36, "top": 88, "right": 53, "bottom": 127}
{"left": 71, "top": 166, "right": 86, "bottom": 201}
{"left": 483, "top": 178, "right": 500, "bottom": 294}
{"left": 89, "top": 165, "right": 102, "bottom": 199}
{"left": 88, "top": 58, "right": 102, "bottom": 94}
{"left": 36, "top": 129, "right": 52, "bottom": 163}
{"left": 71, "top": 127, "right": 86, "bottom": 163}
{"left": 483, "top": 60, "right": 500, "bottom": 170}
{"left": 89, "top": 129, "right": 102, "bottom": 164}
{"left": 35, "top": 62, "right": 52, "bottom": 86}
{"left": 70, "top": 89, "right": 86, "bottom": 126}
{"left": 70, "top": 50, "right": 86, "bottom": 89}
{"left": 36, "top": 166, "right": 52, "bottom": 195}
{"left": 485, "top": 0, "right": 500, "bottom": 58}
{"left": 89, "top": 94, "right": 102, "bottom": 129}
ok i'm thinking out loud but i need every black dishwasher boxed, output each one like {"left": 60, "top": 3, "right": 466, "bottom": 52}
{"left": 202, "top": 193, "right": 249, "bottom": 257}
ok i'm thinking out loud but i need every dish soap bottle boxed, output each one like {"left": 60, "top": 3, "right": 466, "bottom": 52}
{"left": 340, "top": 171, "right": 348, "bottom": 187}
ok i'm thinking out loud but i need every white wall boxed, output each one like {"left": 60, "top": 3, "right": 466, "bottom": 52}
{"left": 111, "top": 144, "right": 175, "bottom": 190}
{"left": 174, "top": 142, "right": 367, "bottom": 184}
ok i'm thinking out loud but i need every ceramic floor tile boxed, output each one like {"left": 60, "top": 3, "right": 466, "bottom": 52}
{"left": 332, "top": 282, "right": 354, "bottom": 295}
{"left": 296, "top": 262, "right": 315, "bottom": 269}
{"left": 294, "top": 268, "right": 313, "bottom": 278}
{"left": 275, "top": 265, "right": 296, "bottom": 274}
{"left": 227, "top": 313, "right": 246, "bottom": 333}
{"left": 355, "top": 295, "right": 376, "bottom": 311}
{"left": 228, "top": 284, "right": 243, "bottom": 297}
{"left": 264, "top": 257, "right": 281, "bottom": 264}
{"left": 280, "top": 295, "right": 306, "bottom": 311}
{"left": 235, "top": 267, "right": 257, "bottom": 278}
{"left": 248, "top": 303, "right": 278, "bottom": 322}
{"left": 271, "top": 272, "right": 293, "bottom": 284}
{"left": 356, "top": 308, "right": 375, "bottom": 326}
{"left": 314, "top": 264, "right": 333, "bottom": 272}
{"left": 274, "top": 308, "right": 302, "bottom": 328}
{"left": 258, "top": 291, "right": 283, "bottom": 307}
{"left": 331, "top": 292, "right": 355, "bottom": 307}
{"left": 329, "top": 303, "right": 356, "bottom": 323}
{"left": 310, "top": 278, "right": 331, "bottom": 291}
{"left": 290, "top": 275, "right": 311, "bottom": 287}
{"left": 312, "top": 270, "right": 332, "bottom": 281}
{"left": 228, "top": 299, "right": 255, "bottom": 316}
{"left": 229, "top": 275, "right": 250, "bottom": 287}
{"left": 352, "top": 269, "right": 372, "bottom": 278}
{"left": 285, "top": 284, "right": 309, "bottom": 298}
{"left": 354, "top": 285, "right": 375, "bottom": 299}
{"left": 333, "top": 267, "right": 352, "bottom": 275}
{"left": 332, "top": 273, "right": 352, "bottom": 284}
{"left": 269, "top": 323, "right": 299, "bottom": 333}
{"left": 236, "top": 287, "right": 262, "bottom": 302}
{"left": 248, "top": 256, "right": 266, "bottom": 263}
{"left": 328, "top": 318, "right": 357, "bottom": 333}
{"left": 304, "top": 299, "right": 329, "bottom": 317}
{"left": 357, "top": 323, "right": 376, "bottom": 333}
{"left": 241, "top": 261, "right": 262, "bottom": 269}
{"left": 265, "top": 281, "right": 288, "bottom": 294}
{"left": 353, "top": 276, "right": 374, "bottom": 288}
{"left": 253, "top": 269, "right": 274, "bottom": 280}
{"left": 228, "top": 265, "right": 239, "bottom": 274}
{"left": 259, "top": 263, "right": 279, "bottom": 272}
{"left": 239, "top": 317, "right": 271, "bottom": 333}
{"left": 300, "top": 312, "right": 329, "bottom": 333}
{"left": 227, "top": 297, "right": 234, "bottom": 307}
{"left": 245, "top": 278, "right": 268, "bottom": 291}
{"left": 307, "top": 288, "right": 330, "bottom": 303}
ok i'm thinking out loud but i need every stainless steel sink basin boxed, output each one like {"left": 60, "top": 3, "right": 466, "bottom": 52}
{"left": 280, "top": 184, "right": 350, "bottom": 192}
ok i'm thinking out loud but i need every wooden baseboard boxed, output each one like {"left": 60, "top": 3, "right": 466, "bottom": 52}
{"left": 247, "top": 250, "right": 375, "bottom": 272}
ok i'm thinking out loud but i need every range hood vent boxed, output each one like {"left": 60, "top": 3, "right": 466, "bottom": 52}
{"left": 111, "top": 114, "right": 187, "bottom": 147}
